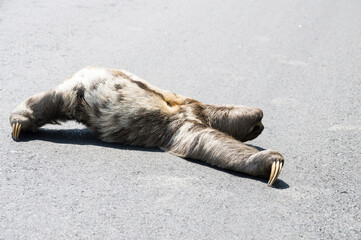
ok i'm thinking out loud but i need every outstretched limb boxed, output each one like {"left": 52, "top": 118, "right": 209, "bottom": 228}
{"left": 164, "top": 122, "right": 284, "bottom": 186}
{"left": 203, "top": 104, "right": 264, "bottom": 142}
{"left": 9, "top": 89, "right": 71, "bottom": 140}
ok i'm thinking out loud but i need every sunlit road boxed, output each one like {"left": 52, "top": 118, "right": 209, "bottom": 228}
{"left": 1, "top": 0, "right": 360, "bottom": 239}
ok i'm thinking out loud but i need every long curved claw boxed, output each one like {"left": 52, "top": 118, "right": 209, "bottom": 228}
{"left": 12, "top": 123, "right": 16, "bottom": 138}
{"left": 273, "top": 163, "right": 282, "bottom": 184}
{"left": 12, "top": 123, "right": 22, "bottom": 140}
{"left": 17, "top": 123, "right": 22, "bottom": 139}
{"left": 268, "top": 160, "right": 282, "bottom": 187}
{"left": 268, "top": 162, "right": 276, "bottom": 185}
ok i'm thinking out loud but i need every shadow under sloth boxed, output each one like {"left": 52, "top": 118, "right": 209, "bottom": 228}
{"left": 10, "top": 66, "right": 285, "bottom": 186}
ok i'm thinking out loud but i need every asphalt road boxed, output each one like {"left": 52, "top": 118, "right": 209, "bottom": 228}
{"left": 1, "top": 0, "right": 360, "bottom": 239}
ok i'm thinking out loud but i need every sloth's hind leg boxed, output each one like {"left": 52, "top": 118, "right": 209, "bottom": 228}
{"left": 9, "top": 89, "right": 71, "bottom": 140}
{"left": 164, "top": 122, "right": 284, "bottom": 186}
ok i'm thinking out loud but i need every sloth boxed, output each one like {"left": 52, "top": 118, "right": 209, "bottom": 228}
{"left": 9, "top": 66, "right": 284, "bottom": 186}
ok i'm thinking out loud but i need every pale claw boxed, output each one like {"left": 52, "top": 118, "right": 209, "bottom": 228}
{"left": 12, "top": 123, "right": 16, "bottom": 138}
{"left": 12, "top": 123, "right": 22, "bottom": 140}
{"left": 17, "top": 123, "right": 22, "bottom": 139}
{"left": 268, "top": 162, "right": 276, "bottom": 185}
{"left": 273, "top": 163, "right": 282, "bottom": 184}
{"left": 268, "top": 160, "right": 282, "bottom": 187}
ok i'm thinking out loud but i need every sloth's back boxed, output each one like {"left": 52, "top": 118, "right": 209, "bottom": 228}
{"left": 58, "top": 66, "right": 197, "bottom": 146}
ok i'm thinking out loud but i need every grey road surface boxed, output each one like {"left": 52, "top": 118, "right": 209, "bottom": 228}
{"left": 1, "top": 0, "right": 360, "bottom": 239}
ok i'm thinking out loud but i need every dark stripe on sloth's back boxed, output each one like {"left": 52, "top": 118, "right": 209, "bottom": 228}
{"left": 112, "top": 70, "right": 170, "bottom": 106}
{"left": 131, "top": 80, "right": 168, "bottom": 103}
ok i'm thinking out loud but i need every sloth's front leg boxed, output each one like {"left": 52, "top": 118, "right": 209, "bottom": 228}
{"left": 9, "top": 89, "right": 71, "bottom": 140}
{"left": 164, "top": 122, "right": 284, "bottom": 186}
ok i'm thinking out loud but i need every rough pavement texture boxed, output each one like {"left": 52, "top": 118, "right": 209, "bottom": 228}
{"left": 1, "top": 0, "right": 360, "bottom": 239}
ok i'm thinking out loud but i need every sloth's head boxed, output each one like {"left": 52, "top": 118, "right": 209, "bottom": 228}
{"left": 206, "top": 105, "right": 264, "bottom": 142}
{"left": 242, "top": 117, "right": 264, "bottom": 142}
{"left": 233, "top": 106, "right": 264, "bottom": 142}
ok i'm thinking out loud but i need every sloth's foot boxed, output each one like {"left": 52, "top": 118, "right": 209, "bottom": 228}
{"left": 10, "top": 111, "right": 35, "bottom": 141}
{"left": 249, "top": 150, "right": 284, "bottom": 186}
{"left": 268, "top": 157, "right": 284, "bottom": 186}
{"left": 12, "top": 122, "right": 22, "bottom": 140}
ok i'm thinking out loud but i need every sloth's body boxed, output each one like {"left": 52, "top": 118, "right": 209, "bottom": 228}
{"left": 10, "top": 66, "right": 284, "bottom": 185}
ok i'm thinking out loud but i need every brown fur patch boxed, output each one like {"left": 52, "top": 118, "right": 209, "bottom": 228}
{"left": 114, "top": 83, "right": 123, "bottom": 90}
{"left": 117, "top": 93, "right": 124, "bottom": 102}
{"left": 90, "top": 79, "right": 106, "bottom": 91}
{"left": 112, "top": 70, "right": 133, "bottom": 81}
{"left": 74, "top": 85, "right": 85, "bottom": 99}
